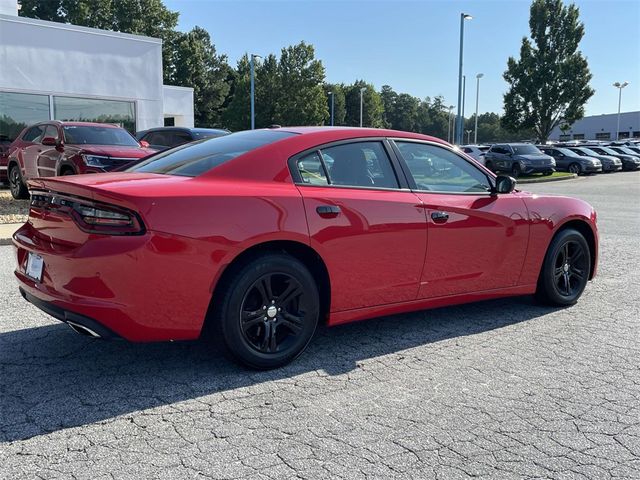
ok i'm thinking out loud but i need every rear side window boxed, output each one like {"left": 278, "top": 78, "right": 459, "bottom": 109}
{"left": 297, "top": 151, "right": 329, "bottom": 185}
{"left": 129, "top": 129, "right": 296, "bottom": 177}
{"left": 144, "top": 131, "right": 172, "bottom": 147}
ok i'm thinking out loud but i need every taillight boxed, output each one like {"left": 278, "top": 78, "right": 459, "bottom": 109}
{"left": 30, "top": 192, "right": 145, "bottom": 235}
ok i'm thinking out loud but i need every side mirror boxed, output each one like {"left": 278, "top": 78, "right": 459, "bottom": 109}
{"left": 139, "top": 140, "right": 150, "bottom": 148}
{"left": 494, "top": 175, "right": 517, "bottom": 194}
{"left": 41, "top": 137, "right": 58, "bottom": 146}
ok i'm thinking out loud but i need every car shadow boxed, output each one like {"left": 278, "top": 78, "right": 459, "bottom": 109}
{"left": 0, "top": 296, "right": 557, "bottom": 442}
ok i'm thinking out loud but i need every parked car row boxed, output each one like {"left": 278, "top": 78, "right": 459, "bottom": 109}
{"left": 461, "top": 140, "right": 640, "bottom": 177}
{"left": 2, "top": 123, "right": 231, "bottom": 199}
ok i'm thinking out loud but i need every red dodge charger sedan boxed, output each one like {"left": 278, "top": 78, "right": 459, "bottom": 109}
{"left": 13, "top": 127, "right": 598, "bottom": 369}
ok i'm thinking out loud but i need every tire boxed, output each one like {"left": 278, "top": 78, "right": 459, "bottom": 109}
{"left": 484, "top": 160, "right": 494, "bottom": 172}
{"left": 543, "top": 171, "right": 553, "bottom": 176}
{"left": 60, "top": 168, "right": 75, "bottom": 176}
{"left": 568, "top": 163, "right": 582, "bottom": 175}
{"left": 511, "top": 163, "right": 521, "bottom": 178}
{"left": 209, "top": 253, "right": 320, "bottom": 369}
{"left": 535, "top": 228, "right": 590, "bottom": 306}
{"left": 8, "top": 164, "right": 29, "bottom": 200}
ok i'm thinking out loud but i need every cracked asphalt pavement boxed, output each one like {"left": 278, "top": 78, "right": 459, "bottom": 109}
{"left": 1, "top": 172, "right": 639, "bottom": 479}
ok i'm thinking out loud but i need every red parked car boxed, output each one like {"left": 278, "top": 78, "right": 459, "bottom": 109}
{"left": 13, "top": 127, "right": 598, "bottom": 369}
{"left": 6, "top": 121, "right": 154, "bottom": 199}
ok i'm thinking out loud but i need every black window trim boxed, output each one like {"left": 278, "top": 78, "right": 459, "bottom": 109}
{"left": 389, "top": 138, "right": 497, "bottom": 196}
{"left": 288, "top": 137, "right": 412, "bottom": 192}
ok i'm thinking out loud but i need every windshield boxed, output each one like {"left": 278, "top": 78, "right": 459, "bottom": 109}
{"left": 556, "top": 148, "right": 576, "bottom": 156}
{"left": 512, "top": 145, "right": 542, "bottom": 155}
{"left": 575, "top": 147, "right": 599, "bottom": 156}
{"left": 63, "top": 126, "right": 139, "bottom": 146}
{"left": 617, "top": 147, "right": 638, "bottom": 155}
{"left": 128, "top": 129, "right": 296, "bottom": 177}
{"left": 598, "top": 147, "right": 620, "bottom": 155}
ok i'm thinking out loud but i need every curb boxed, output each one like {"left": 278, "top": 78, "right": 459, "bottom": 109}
{"left": 517, "top": 173, "right": 578, "bottom": 184}
{"left": 0, "top": 223, "right": 22, "bottom": 246}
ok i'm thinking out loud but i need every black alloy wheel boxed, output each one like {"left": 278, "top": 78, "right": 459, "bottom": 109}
{"left": 536, "top": 228, "right": 590, "bottom": 306}
{"left": 568, "top": 163, "right": 582, "bottom": 175}
{"left": 9, "top": 165, "right": 29, "bottom": 199}
{"left": 210, "top": 253, "right": 320, "bottom": 369}
{"left": 240, "top": 272, "right": 308, "bottom": 355}
{"left": 511, "top": 163, "right": 522, "bottom": 178}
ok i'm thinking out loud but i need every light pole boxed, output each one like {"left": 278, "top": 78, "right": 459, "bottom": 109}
{"left": 474, "top": 73, "right": 484, "bottom": 144}
{"left": 461, "top": 75, "right": 466, "bottom": 143}
{"left": 465, "top": 129, "right": 472, "bottom": 144}
{"left": 613, "top": 81, "right": 629, "bottom": 140}
{"left": 250, "top": 53, "right": 261, "bottom": 130}
{"left": 359, "top": 87, "right": 366, "bottom": 127}
{"left": 328, "top": 91, "right": 335, "bottom": 126}
{"left": 456, "top": 13, "right": 473, "bottom": 145}
{"left": 447, "top": 104, "right": 455, "bottom": 143}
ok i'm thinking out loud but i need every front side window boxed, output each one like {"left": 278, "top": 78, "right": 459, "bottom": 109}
{"left": 512, "top": 145, "right": 542, "bottom": 155}
{"left": 130, "top": 129, "right": 296, "bottom": 177}
{"left": 22, "top": 125, "right": 46, "bottom": 143}
{"left": 63, "top": 125, "right": 139, "bottom": 146}
{"left": 491, "top": 145, "right": 507, "bottom": 154}
{"left": 395, "top": 141, "right": 491, "bottom": 193}
{"left": 44, "top": 125, "right": 59, "bottom": 141}
{"left": 145, "top": 131, "right": 172, "bottom": 147}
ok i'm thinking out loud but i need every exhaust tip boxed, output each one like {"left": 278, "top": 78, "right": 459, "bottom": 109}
{"left": 67, "top": 321, "right": 102, "bottom": 338}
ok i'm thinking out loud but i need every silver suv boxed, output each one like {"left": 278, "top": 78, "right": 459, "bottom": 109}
{"left": 484, "top": 143, "right": 555, "bottom": 177}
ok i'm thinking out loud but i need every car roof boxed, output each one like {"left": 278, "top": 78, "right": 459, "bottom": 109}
{"left": 36, "top": 121, "right": 123, "bottom": 128}
{"left": 198, "top": 127, "right": 450, "bottom": 182}
{"left": 138, "top": 127, "right": 230, "bottom": 134}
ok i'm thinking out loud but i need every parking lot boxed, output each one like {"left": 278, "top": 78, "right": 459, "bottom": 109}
{"left": 0, "top": 172, "right": 638, "bottom": 479}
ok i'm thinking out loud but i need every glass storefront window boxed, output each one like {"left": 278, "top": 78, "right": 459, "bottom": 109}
{"left": 0, "top": 92, "right": 51, "bottom": 143}
{"left": 53, "top": 96, "right": 135, "bottom": 133}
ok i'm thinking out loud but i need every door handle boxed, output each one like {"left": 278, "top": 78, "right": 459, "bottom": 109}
{"left": 431, "top": 211, "right": 449, "bottom": 223}
{"left": 316, "top": 205, "right": 341, "bottom": 218}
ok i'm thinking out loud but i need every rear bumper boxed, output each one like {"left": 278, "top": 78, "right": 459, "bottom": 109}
{"left": 13, "top": 222, "right": 220, "bottom": 342}
{"left": 20, "top": 288, "right": 120, "bottom": 339}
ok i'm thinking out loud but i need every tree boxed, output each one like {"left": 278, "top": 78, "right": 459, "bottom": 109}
{"left": 19, "top": 0, "right": 180, "bottom": 83}
{"left": 501, "top": 0, "right": 594, "bottom": 142}
{"left": 324, "top": 84, "right": 347, "bottom": 126}
{"left": 171, "top": 27, "right": 232, "bottom": 127}
{"left": 275, "top": 42, "right": 328, "bottom": 126}
{"left": 344, "top": 81, "right": 383, "bottom": 128}
{"left": 380, "top": 85, "right": 398, "bottom": 128}
{"left": 222, "top": 55, "right": 251, "bottom": 131}
{"left": 255, "top": 54, "right": 280, "bottom": 128}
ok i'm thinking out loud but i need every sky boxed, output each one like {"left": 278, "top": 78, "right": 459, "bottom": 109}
{"left": 164, "top": 0, "right": 640, "bottom": 116}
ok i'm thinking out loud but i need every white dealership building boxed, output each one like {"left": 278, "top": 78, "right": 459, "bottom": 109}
{"left": 549, "top": 111, "right": 640, "bottom": 142}
{"left": 0, "top": 0, "right": 193, "bottom": 145}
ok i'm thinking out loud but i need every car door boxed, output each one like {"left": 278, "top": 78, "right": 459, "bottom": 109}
{"left": 392, "top": 140, "right": 530, "bottom": 299}
{"left": 37, "top": 124, "right": 62, "bottom": 177}
{"left": 291, "top": 139, "right": 427, "bottom": 311}
{"left": 20, "top": 125, "right": 47, "bottom": 180}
